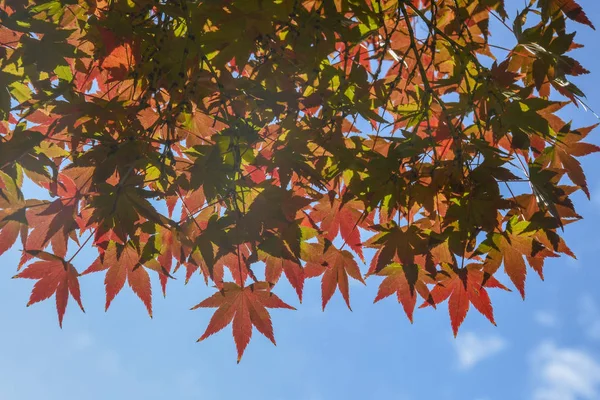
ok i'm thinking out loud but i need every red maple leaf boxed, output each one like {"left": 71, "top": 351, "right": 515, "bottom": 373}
{"left": 83, "top": 242, "right": 153, "bottom": 317}
{"left": 0, "top": 219, "right": 21, "bottom": 256}
{"left": 0, "top": 172, "right": 26, "bottom": 257}
{"left": 15, "top": 251, "right": 84, "bottom": 327}
{"left": 311, "top": 196, "right": 370, "bottom": 261}
{"left": 213, "top": 246, "right": 255, "bottom": 287}
{"left": 477, "top": 217, "right": 560, "bottom": 298}
{"left": 19, "top": 175, "right": 79, "bottom": 267}
{"left": 373, "top": 263, "right": 435, "bottom": 322}
{"left": 547, "top": 124, "right": 600, "bottom": 198}
{"left": 364, "top": 224, "right": 429, "bottom": 274}
{"left": 192, "top": 282, "right": 295, "bottom": 362}
{"left": 546, "top": 0, "right": 595, "bottom": 29}
{"left": 98, "top": 28, "right": 138, "bottom": 80}
{"left": 141, "top": 225, "right": 174, "bottom": 297}
{"left": 420, "top": 264, "right": 509, "bottom": 336}
{"left": 305, "top": 246, "right": 365, "bottom": 310}
{"left": 264, "top": 254, "right": 305, "bottom": 302}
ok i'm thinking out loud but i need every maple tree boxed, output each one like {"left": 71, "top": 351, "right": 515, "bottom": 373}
{"left": 0, "top": 0, "right": 598, "bottom": 361}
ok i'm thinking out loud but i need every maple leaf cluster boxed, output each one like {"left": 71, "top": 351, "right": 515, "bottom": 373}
{"left": 0, "top": 0, "right": 597, "bottom": 361}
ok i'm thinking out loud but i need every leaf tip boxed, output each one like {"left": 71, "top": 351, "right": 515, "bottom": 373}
{"left": 519, "top": 290, "right": 526, "bottom": 300}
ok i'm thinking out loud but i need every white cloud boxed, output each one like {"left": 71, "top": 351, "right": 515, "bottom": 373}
{"left": 535, "top": 311, "right": 559, "bottom": 328}
{"left": 454, "top": 331, "right": 507, "bottom": 370}
{"left": 578, "top": 295, "right": 600, "bottom": 341}
{"left": 530, "top": 341, "right": 600, "bottom": 400}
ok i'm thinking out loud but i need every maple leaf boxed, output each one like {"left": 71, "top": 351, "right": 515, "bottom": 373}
{"left": 364, "top": 224, "right": 429, "bottom": 275}
{"left": 540, "top": 123, "right": 600, "bottom": 198}
{"left": 142, "top": 226, "right": 177, "bottom": 296}
{"left": 539, "top": 0, "right": 595, "bottom": 29}
{"left": 476, "top": 217, "right": 560, "bottom": 298}
{"left": 19, "top": 174, "right": 79, "bottom": 267}
{"left": 83, "top": 242, "right": 153, "bottom": 317}
{"left": 15, "top": 251, "right": 84, "bottom": 327}
{"left": 263, "top": 253, "right": 305, "bottom": 302}
{"left": 0, "top": 218, "right": 21, "bottom": 256}
{"left": 98, "top": 28, "right": 137, "bottom": 80}
{"left": 0, "top": 172, "right": 54, "bottom": 257}
{"left": 192, "top": 282, "right": 295, "bottom": 362}
{"left": 373, "top": 263, "right": 435, "bottom": 323}
{"left": 305, "top": 246, "right": 365, "bottom": 311}
{"left": 420, "top": 264, "right": 509, "bottom": 336}
{"left": 311, "top": 196, "right": 369, "bottom": 261}
{"left": 156, "top": 227, "right": 174, "bottom": 296}
{"left": 88, "top": 180, "right": 169, "bottom": 245}
{"left": 213, "top": 247, "right": 255, "bottom": 287}
{"left": 0, "top": 172, "right": 27, "bottom": 257}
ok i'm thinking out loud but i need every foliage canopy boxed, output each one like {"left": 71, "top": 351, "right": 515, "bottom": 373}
{"left": 0, "top": 0, "right": 597, "bottom": 361}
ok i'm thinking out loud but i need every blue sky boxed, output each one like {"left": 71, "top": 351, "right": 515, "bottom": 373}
{"left": 2, "top": 2, "right": 600, "bottom": 400}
